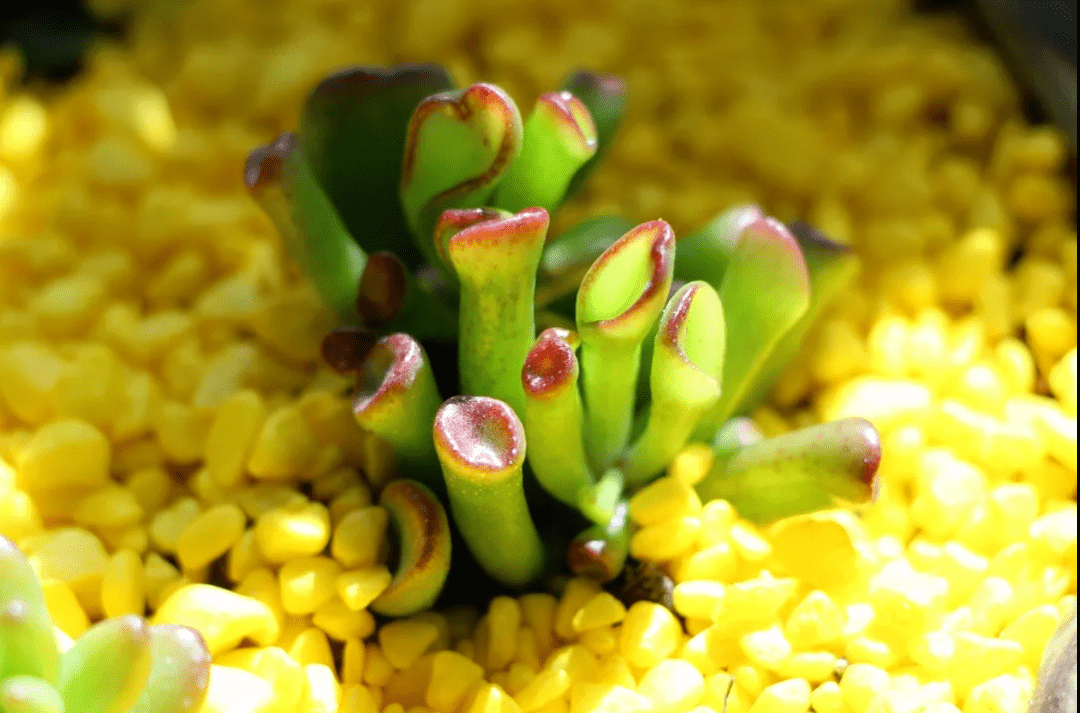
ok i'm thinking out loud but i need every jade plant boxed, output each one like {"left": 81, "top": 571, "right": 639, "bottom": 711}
{"left": 245, "top": 63, "right": 881, "bottom": 609}
{"left": 0, "top": 535, "right": 211, "bottom": 713}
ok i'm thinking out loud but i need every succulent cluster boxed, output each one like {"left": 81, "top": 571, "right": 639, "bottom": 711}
{"left": 0, "top": 536, "right": 210, "bottom": 713}
{"left": 245, "top": 64, "right": 882, "bottom": 612}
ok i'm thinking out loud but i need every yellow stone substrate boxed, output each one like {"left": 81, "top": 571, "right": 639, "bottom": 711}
{"left": 0, "top": 0, "right": 1075, "bottom": 711}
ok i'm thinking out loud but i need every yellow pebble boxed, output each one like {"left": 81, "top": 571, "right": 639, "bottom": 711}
{"left": 41, "top": 578, "right": 90, "bottom": 638}
{"left": 717, "top": 575, "right": 797, "bottom": 632}
{"left": 101, "top": 548, "right": 145, "bottom": 618}
{"left": 149, "top": 496, "right": 201, "bottom": 554}
{"left": 999, "top": 604, "right": 1061, "bottom": 671}
{"left": 331, "top": 505, "right": 388, "bottom": 568}
{"left": 578, "top": 626, "right": 617, "bottom": 657}
{"left": 669, "top": 443, "right": 714, "bottom": 486}
{"left": 1048, "top": 348, "right": 1077, "bottom": 414}
{"left": 520, "top": 593, "right": 558, "bottom": 656}
{"left": 675, "top": 541, "right": 738, "bottom": 583}
{"left": 740, "top": 625, "right": 792, "bottom": 672}
{"left": 571, "top": 592, "right": 626, "bottom": 632}
{"left": 363, "top": 641, "right": 395, "bottom": 687}
{"left": 809, "top": 681, "right": 843, "bottom": 713}
{"left": 747, "top": 678, "right": 810, "bottom": 713}
{"left": 279, "top": 556, "right": 342, "bottom": 615}
{"left": 514, "top": 668, "right": 569, "bottom": 712}
{"left": 630, "top": 515, "right": 701, "bottom": 561}
{"left": 153, "top": 583, "right": 279, "bottom": 656}
{"left": 1025, "top": 307, "right": 1076, "bottom": 370}
{"left": 197, "top": 665, "right": 278, "bottom": 713}
{"left": 289, "top": 627, "right": 336, "bottom": 669}
{"left": 427, "top": 651, "right": 485, "bottom": 713}
{"left": 963, "top": 674, "right": 1032, "bottom": 713}
{"left": 72, "top": 484, "right": 145, "bottom": 529}
{"left": 246, "top": 404, "right": 320, "bottom": 480}
{"left": 177, "top": 502, "right": 246, "bottom": 570}
{"left": 619, "top": 601, "right": 681, "bottom": 669}
{"left": 840, "top": 663, "right": 890, "bottom": 712}
{"left": 554, "top": 578, "right": 601, "bottom": 642}
{"left": 672, "top": 580, "right": 725, "bottom": 621}
{"left": 568, "top": 684, "right": 649, "bottom": 713}
{"left": 467, "top": 683, "right": 525, "bottom": 713}
{"left": 637, "top": 659, "right": 705, "bottom": 713}
{"left": 777, "top": 651, "right": 838, "bottom": 684}
{"left": 784, "top": 590, "right": 845, "bottom": 650}
{"left": 256, "top": 500, "right": 331, "bottom": 563}
{"left": 303, "top": 662, "right": 342, "bottom": 712}
{"left": 380, "top": 618, "right": 441, "bottom": 670}
{"left": 313, "top": 596, "right": 376, "bottom": 641}
{"left": 205, "top": 389, "right": 266, "bottom": 488}
{"left": 18, "top": 418, "right": 110, "bottom": 491}
{"left": 337, "top": 565, "right": 393, "bottom": 611}
{"left": 628, "top": 476, "right": 702, "bottom": 526}
{"left": 487, "top": 596, "right": 523, "bottom": 670}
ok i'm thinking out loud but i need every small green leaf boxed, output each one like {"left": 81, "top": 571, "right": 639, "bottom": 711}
{"left": 732, "top": 220, "right": 859, "bottom": 415}
{"left": 567, "top": 501, "right": 630, "bottom": 583}
{"left": 370, "top": 480, "right": 453, "bottom": 617}
{"left": 695, "top": 417, "right": 881, "bottom": 525}
{"left": 447, "top": 207, "right": 550, "bottom": 418}
{"left": 493, "top": 91, "right": 598, "bottom": 213}
{"left": 125, "top": 625, "right": 211, "bottom": 713}
{"left": 300, "top": 64, "right": 455, "bottom": 267}
{"left": 0, "top": 676, "right": 64, "bottom": 713}
{"left": 521, "top": 328, "right": 594, "bottom": 507}
{"left": 0, "top": 536, "right": 59, "bottom": 685}
{"left": 400, "top": 83, "right": 523, "bottom": 268}
{"left": 561, "top": 70, "right": 628, "bottom": 196}
{"left": 576, "top": 468, "right": 625, "bottom": 526}
{"left": 433, "top": 396, "right": 546, "bottom": 588}
{"left": 576, "top": 220, "right": 676, "bottom": 471}
{"left": 536, "top": 215, "right": 636, "bottom": 311}
{"left": 621, "top": 281, "right": 725, "bottom": 484}
{"left": 673, "top": 203, "right": 764, "bottom": 287}
{"left": 696, "top": 217, "right": 810, "bottom": 437}
{"left": 245, "top": 133, "right": 366, "bottom": 324}
{"left": 58, "top": 615, "right": 153, "bottom": 713}
{"left": 353, "top": 333, "right": 444, "bottom": 482}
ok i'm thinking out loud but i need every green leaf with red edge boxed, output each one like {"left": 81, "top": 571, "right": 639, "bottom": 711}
{"left": 245, "top": 133, "right": 366, "bottom": 324}
{"left": 125, "top": 625, "right": 211, "bottom": 713}
{"left": 695, "top": 217, "right": 811, "bottom": 437}
{"left": 300, "top": 64, "right": 455, "bottom": 267}
{"left": 400, "top": 83, "right": 523, "bottom": 270}
{"left": 695, "top": 417, "right": 881, "bottom": 525}
{"left": 732, "top": 220, "right": 859, "bottom": 416}
{"left": 561, "top": 70, "right": 628, "bottom": 196}
{"left": 493, "top": 91, "right": 597, "bottom": 213}
{"left": 673, "top": 203, "right": 765, "bottom": 287}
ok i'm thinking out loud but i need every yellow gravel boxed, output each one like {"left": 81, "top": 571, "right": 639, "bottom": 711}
{"left": 0, "top": 0, "right": 1075, "bottom": 712}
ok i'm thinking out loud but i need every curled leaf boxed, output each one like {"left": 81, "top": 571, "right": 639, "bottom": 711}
{"left": 58, "top": 615, "right": 153, "bottom": 713}
{"left": 370, "top": 479, "right": 452, "bottom": 617}
{"left": 695, "top": 417, "right": 882, "bottom": 525}
{"left": 673, "top": 203, "right": 764, "bottom": 287}
{"left": 433, "top": 396, "right": 545, "bottom": 587}
{"left": 493, "top": 91, "right": 598, "bottom": 213}
{"left": 400, "top": 83, "right": 523, "bottom": 267}
{"left": 0, "top": 536, "right": 59, "bottom": 684}
{"left": 576, "top": 220, "right": 676, "bottom": 471}
{"left": 447, "top": 207, "right": 549, "bottom": 417}
{"left": 0, "top": 676, "right": 64, "bottom": 713}
{"left": 125, "top": 625, "right": 211, "bottom": 713}
{"left": 353, "top": 333, "right": 443, "bottom": 480}
{"left": 521, "top": 329, "right": 594, "bottom": 507}
{"left": 300, "top": 63, "right": 455, "bottom": 266}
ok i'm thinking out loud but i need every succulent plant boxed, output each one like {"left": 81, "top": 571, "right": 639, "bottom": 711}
{"left": 0, "top": 535, "right": 211, "bottom": 713}
{"left": 245, "top": 63, "right": 882, "bottom": 610}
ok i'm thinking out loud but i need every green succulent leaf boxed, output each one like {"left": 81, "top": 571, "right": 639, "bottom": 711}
{"left": 576, "top": 220, "right": 676, "bottom": 471}
{"left": 0, "top": 536, "right": 59, "bottom": 685}
{"left": 245, "top": 133, "right": 367, "bottom": 324}
{"left": 576, "top": 468, "right": 625, "bottom": 526}
{"left": 353, "top": 333, "right": 444, "bottom": 482}
{"left": 58, "top": 615, "right": 153, "bottom": 713}
{"left": 673, "top": 203, "right": 764, "bottom": 287}
{"left": 400, "top": 83, "right": 523, "bottom": 269}
{"left": 695, "top": 417, "right": 881, "bottom": 525}
{"left": 521, "top": 328, "right": 594, "bottom": 507}
{"left": 0, "top": 676, "right": 64, "bottom": 713}
{"left": 733, "top": 220, "right": 859, "bottom": 415}
{"left": 370, "top": 480, "right": 453, "bottom": 617}
{"left": 536, "top": 215, "right": 636, "bottom": 311}
{"left": 696, "top": 217, "right": 811, "bottom": 437}
{"left": 446, "top": 207, "right": 549, "bottom": 418}
{"left": 299, "top": 63, "right": 455, "bottom": 267}
{"left": 493, "top": 91, "right": 598, "bottom": 213}
{"left": 433, "top": 396, "right": 546, "bottom": 588}
{"left": 125, "top": 625, "right": 211, "bottom": 713}
{"left": 621, "top": 281, "right": 725, "bottom": 485}
{"left": 560, "top": 70, "right": 629, "bottom": 196}
{"left": 567, "top": 501, "right": 630, "bottom": 583}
